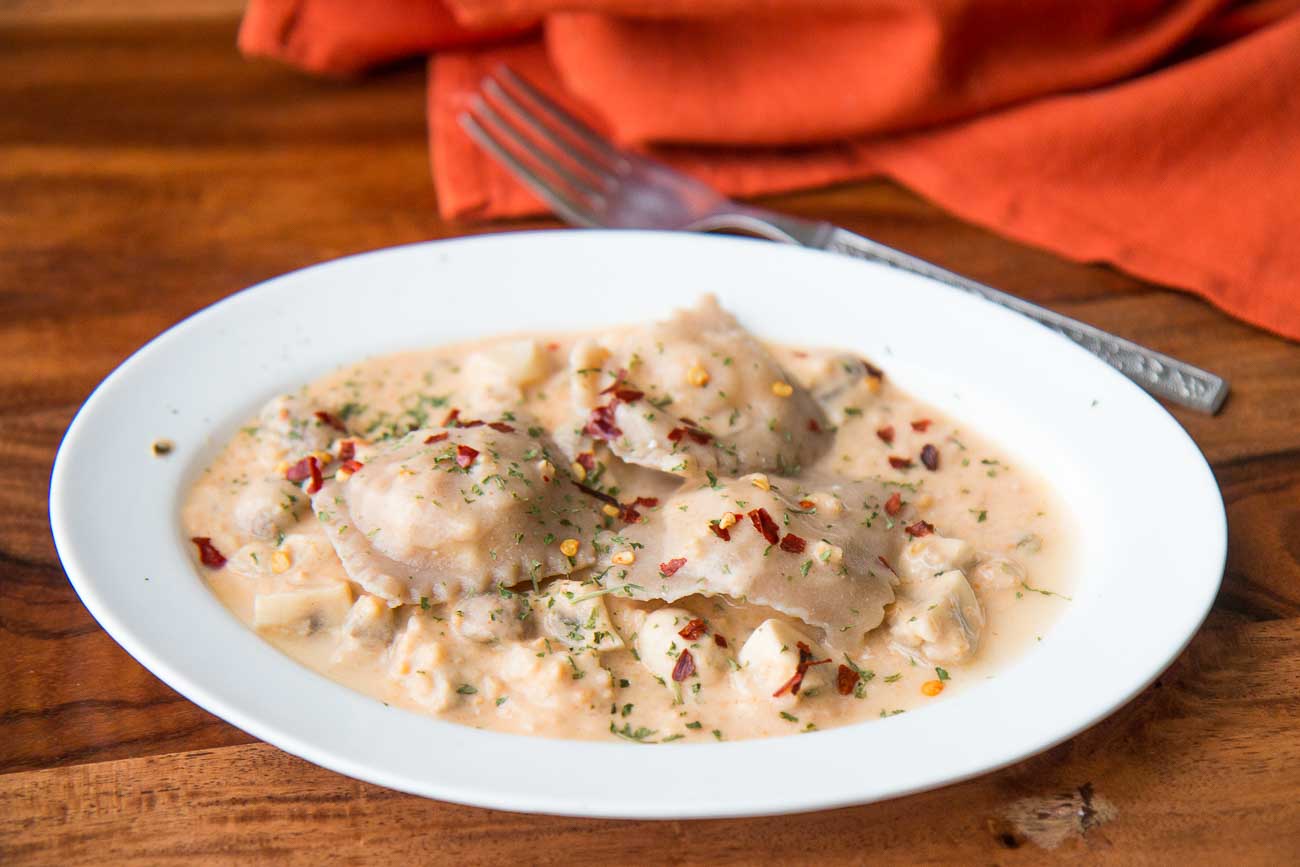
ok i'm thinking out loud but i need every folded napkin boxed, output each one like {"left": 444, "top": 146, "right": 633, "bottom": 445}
{"left": 240, "top": 0, "right": 1300, "bottom": 341}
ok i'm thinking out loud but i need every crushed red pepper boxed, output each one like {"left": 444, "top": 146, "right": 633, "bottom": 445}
{"left": 905, "top": 520, "right": 935, "bottom": 537}
{"left": 337, "top": 440, "right": 356, "bottom": 462}
{"left": 672, "top": 649, "right": 697, "bottom": 682}
{"left": 284, "top": 457, "right": 313, "bottom": 483}
{"left": 659, "top": 557, "right": 687, "bottom": 577}
{"left": 836, "top": 664, "right": 860, "bottom": 696}
{"left": 487, "top": 422, "right": 515, "bottom": 433}
{"left": 807, "top": 418, "right": 822, "bottom": 433}
{"left": 779, "top": 533, "right": 807, "bottom": 553}
{"left": 884, "top": 491, "right": 902, "bottom": 516}
{"left": 338, "top": 459, "right": 363, "bottom": 474}
{"left": 667, "top": 424, "right": 713, "bottom": 445}
{"left": 678, "top": 618, "right": 708, "bottom": 640}
{"left": 424, "top": 432, "right": 449, "bottom": 444}
{"left": 920, "top": 444, "right": 940, "bottom": 471}
{"left": 314, "top": 410, "right": 346, "bottom": 432}
{"left": 455, "top": 444, "right": 479, "bottom": 469}
{"left": 748, "top": 508, "right": 780, "bottom": 545}
{"left": 877, "top": 426, "right": 895, "bottom": 444}
{"left": 584, "top": 405, "right": 622, "bottom": 441}
{"left": 441, "top": 408, "right": 461, "bottom": 427}
{"left": 772, "top": 642, "right": 831, "bottom": 697}
{"left": 888, "top": 456, "right": 913, "bottom": 470}
{"left": 708, "top": 520, "right": 731, "bottom": 542}
{"left": 305, "top": 455, "right": 323, "bottom": 494}
{"left": 911, "top": 419, "right": 932, "bottom": 432}
{"left": 878, "top": 555, "right": 897, "bottom": 575}
{"left": 713, "top": 634, "right": 728, "bottom": 648}
{"left": 191, "top": 536, "right": 226, "bottom": 569}
{"left": 575, "top": 452, "right": 596, "bottom": 472}
{"left": 798, "top": 499, "right": 815, "bottom": 510}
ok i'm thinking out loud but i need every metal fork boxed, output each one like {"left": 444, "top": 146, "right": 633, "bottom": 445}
{"left": 459, "top": 67, "right": 1228, "bottom": 414}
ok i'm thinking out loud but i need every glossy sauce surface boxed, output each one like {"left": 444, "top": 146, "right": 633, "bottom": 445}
{"left": 184, "top": 312, "right": 1074, "bottom": 744}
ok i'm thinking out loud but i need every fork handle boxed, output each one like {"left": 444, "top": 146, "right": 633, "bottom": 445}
{"left": 700, "top": 208, "right": 1229, "bottom": 414}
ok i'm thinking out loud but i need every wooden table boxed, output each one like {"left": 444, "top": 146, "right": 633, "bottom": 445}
{"left": 3, "top": 8, "right": 1299, "bottom": 865}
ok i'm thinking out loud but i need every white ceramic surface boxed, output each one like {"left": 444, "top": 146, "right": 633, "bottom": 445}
{"left": 49, "top": 230, "right": 1226, "bottom": 819}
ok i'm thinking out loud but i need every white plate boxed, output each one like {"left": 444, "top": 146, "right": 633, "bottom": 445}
{"left": 50, "top": 231, "right": 1225, "bottom": 819}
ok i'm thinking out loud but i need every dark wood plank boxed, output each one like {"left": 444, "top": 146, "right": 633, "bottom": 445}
{"left": 3, "top": 613, "right": 1297, "bottom": 865}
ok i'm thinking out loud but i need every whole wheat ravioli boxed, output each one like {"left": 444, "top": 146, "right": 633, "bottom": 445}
{"left": 588, "top": 472, "right": 912, "bottom": 652}
{"left": 313, "top": 418, "right": 599, "bottom": 605}
{"left": 569, "top": 295, "right": 831, "bottom": 479}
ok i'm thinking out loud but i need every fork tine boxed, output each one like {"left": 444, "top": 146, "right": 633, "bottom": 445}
{"left": 482, "top": 77, "right": 616, "bottom": 186}
{"left": 466, "top": 94, "right": 607, "bottom": 205}
{"left": 458, "top": 105, "right": 600, "bottom": 228}
{"left": 493, "top": 66, "right": 629, "bottom": 171}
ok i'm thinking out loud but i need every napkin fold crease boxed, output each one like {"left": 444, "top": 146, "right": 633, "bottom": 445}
{"left": 240, "top": 0, "right": 1300, "bottom": 340}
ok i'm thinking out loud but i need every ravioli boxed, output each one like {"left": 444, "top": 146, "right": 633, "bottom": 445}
{"left": 312, "top": 416, "right": 600, "bottom": 605}
{"left": 589, "top": 472, "right": 914, "bottom": 651}
{"left": 569, "top": 296, "right": 830, "bottom": 479}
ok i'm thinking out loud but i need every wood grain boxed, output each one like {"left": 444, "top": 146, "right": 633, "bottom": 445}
{"left": 1, "top": 8, "right": 1298, "bottom": 864}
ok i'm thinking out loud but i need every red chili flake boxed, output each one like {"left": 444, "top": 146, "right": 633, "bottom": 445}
{"left": 455, "top": 444, "right": 479, "bottom": 469}
{"left": 424, "top": 432, "right": 449, "bottom": 444}
{"left": 920, "top": 444, "right": 940, "bottom": 471}
{"left": 905, "top": 520, "right": 935, "bottom": 537}
{"left": 836, "top": 664, "right": 860, "bottom": 696}
{"left": 314, "top": 410, "right": 346, "bottom": 432}
{"left": 576, "top": 452, "right": 596, "bottom": 472}
{"left": 284, "top": 457, "right": 313, "bottom": 483}
{"left": 546, "top": 341, "right": 560, "bottom": 352}
{"left": 668, "top": 425, "right": 712, "bottom": 445}
{"left": 911, "top": 419, "right": 932, "bottom": 432}
{"left": 772, "top": 642, "right": 831, "bottom": 697}
{"left": 888, "top": 456, "right": 913, "bottom": 469}
{"left": 884, "top": 491, "right": 902, "bottom": 516}
{"left": 305, "top": 455, "right": 323, "bottom": 494}
{"left": 613, "top": 388, "right": 644, "bottom": 403}
{"left": 487, "top": 422, "right": 515, "bottom": 433}
{"left": 659, "top": 557, "right": 687, "bottom": 577}
{"left": 338, "top": 459, "right": 364, "bottom": 474}
{"left": 191, "top": 536, "right": 226, "bottom": 569}
{"left": 684, "top": 427, "right": 712, "bottom": 445}
{"left": 863, "top": 360, "right": 885, "bottom": 380}
{"left": 748, "top": 508, "right": 780, "bottom": 546}
{"left": 779, "top": 533, "right": 807, "bottom": 553}
{"left": 441, "top": 408, "right": 460, "bottom": 427}
{"left": 798, "top": 499, "right": 815, "bottom": 510}
{"left": 878, "top": 555, "right": 897, "bottom": 575}
{"left": 713, "top": 634, "right": 728, "bottom": 648}
{"left": 584, "top": 405, "right": 622, "bottom": 441}
{"left": 678, "top": 618, "right": 707, "bottom": 640}
{"left": 337, "top": 440, "right": 356, "bottom": 462}
{"left": 807, "top": 418, "right": 822, "bottom": 433}
{"left": 877, "top": 425, "right": 895, "bottom": 444}
{"left": 459, "top": 419, "right": 485, "bottom": 429}
{"left": 708, "top": 520, "right": 731, "bottom": 542}
{"left": 672, "top": 649, "right": 697, "bottom": 682}
{"left": 619, "top": 496, "right": 658, "bottom": 524}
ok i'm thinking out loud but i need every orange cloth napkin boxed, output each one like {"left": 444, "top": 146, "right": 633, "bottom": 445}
{"left": 240, "top": 1, "right": 1300, "bottom": 341}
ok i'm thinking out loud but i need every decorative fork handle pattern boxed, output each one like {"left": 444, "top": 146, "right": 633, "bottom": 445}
{"left": 706, "top": 206, "right": 1229, "bottom": 415}
{"left": 820, "top": 228, "right": 1229, "bottom": 414}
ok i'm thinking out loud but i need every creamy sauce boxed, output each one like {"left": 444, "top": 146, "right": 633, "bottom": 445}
{"left": 183, "top": 299, "right": 1074, "bottom": 744}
